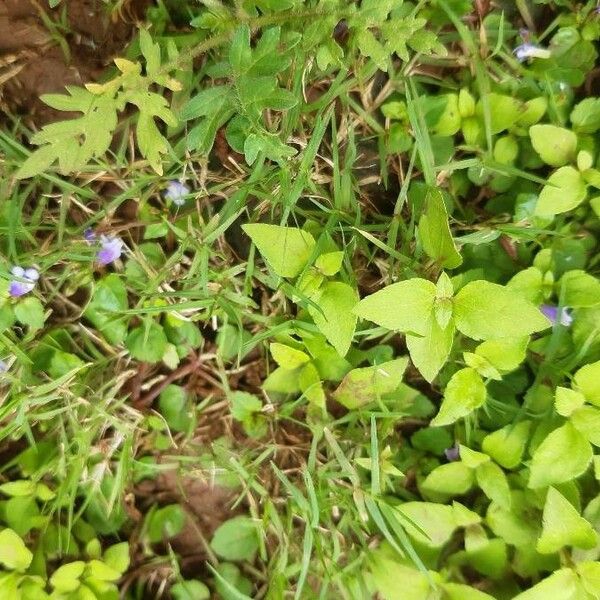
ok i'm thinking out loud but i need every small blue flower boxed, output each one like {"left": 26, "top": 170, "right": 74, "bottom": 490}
{"left": 0, "top": 360, "right": 8, "bottom": 374}
{"left": 165, "top": 181, "right": 190, "bottom": 207}
{"left": 9, "top": 266, "right": 39, "bottom": 297}
{"left": 97, "top": 235, "right": 124, "bottom": 266}
{"left": 445, "top": 445, "right": 460, "bottom": 462}
{"left": 541, "top": 304, "right": 573, "bottom": 327}
{"left": 84, "top": 228, "right": 97, "bottom": 243}
{"left": 514, "top": 43, "right": 551, "bottom": 62}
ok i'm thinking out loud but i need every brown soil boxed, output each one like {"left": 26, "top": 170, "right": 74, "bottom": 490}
{"left": 0, "top": 0, "right": 149, "bottom": 126}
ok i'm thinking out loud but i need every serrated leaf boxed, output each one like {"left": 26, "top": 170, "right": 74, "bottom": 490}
{"left": 560, "top": 270, "right": 600, "bottom": 307}
{"left": 308, "top": 282, "right": 358, "bottom": 357}
{"left": 242, "top": 224, "right": 315, "bottom": 278}
{"left": 353, "top": 278, "right": 436, "bottom": 336}
{"left": 0, "top": 528, "right": 32, "bottom": 572}
{"left": 430, "top": 367, "right": 486, "bottom": 427}
{"left": 454, "top": 281, "right": 550, "bottom": 340}
{"left": 476, "top": 462, "right": 511, "bottom": 507}
{"left": 270, "top": 343, "right": 310, "bottom": 370}
{"left": 537, "top": 488, "right": 597, "bottom": 554}
{"left": 570, "top": 406, "right": 600, "bottom": 446}
{"left": 528, "top": 422, "right": 592, "bottom": 489}
{"left": 139, "top": 28, "right": 161, "bottom": 75}
{"left": 357, "top": 29, "right": 388, "bottom": 71}
{"left": 230, "top": 25, "right": 252, "bottom": 74}
{"left": 333, "top": 358, "right": 408, "bottom": 409}
{"left": 421, "top": 462, "right": 474, "bottom": 496}
{"left": 512, "top": 569, "right": 581, "bottom": 600}
{"left": 482, "top": 421, "right": 531, "bottom": 470}
{"left": 406, "top": 316, "right": 454, "bottom": 383}
{"left": 180, "top": 86, "right": 234, "bottom": 120}
{"left": 535, "top": 166, "right": 588, "bottom": 216}
{"left": 529, "top": 125, "right": 578, "bottom": 167}
{"left": 18, "top": 91, "right": 117, "bottom": 178}
{"left": 574, "top": 360, "right": 600, "bottom": 406}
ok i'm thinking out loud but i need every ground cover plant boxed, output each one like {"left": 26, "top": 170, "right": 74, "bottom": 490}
{"left": 0, "top": 0, "right": 600, "bottom": 597}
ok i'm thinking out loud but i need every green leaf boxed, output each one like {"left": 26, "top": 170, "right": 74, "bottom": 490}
{"left": 14, "top": 297, "right": 45, "bottom": 331}
{"left": 555, "top": 387, "right": 586, "bottom": 417}
{"left": 181, "top": 86, "right": 234, "bottom": 120}
{"left": 537, "top": 488, "right": 597, "bottom": 554}
{"left": 147, "top": 504, "right": 186, "bottom": 543}
{"left": 430, "top": 368, "right": 486, "bottom": 427}
{"left": 230, "top": 25, "right": 252, "bottom": 74}
{"left": 357, "top": 29, "right": 388, "bottom": 71}
{"left": 298, "top": 362, "right": 326, "bottom": 407}
{"left": 487, "top": 491, "right": 540, "bottom": 548}
{"left": 84, "top": 275, "right": 129, "bottom": 345}
{"left": 476, "top": 462, "right": 511, "bottom": 507}
{"left": 158, "top": 385, "right": 190, "bottom": 432}
{"left": 535, "top": 166, "right": 588, "bottom": 216}
{"left": 406, "top": 316, "right": 454, "bottom": 383}
{"left": 418, "top": 188, "right": 462, "bottom": 269}
{"left": 529, "top": 124, "right": 577, "bottom": 167}
{"left": 86, "top": 559, "right": 121, "bottom": 581}
{"left": 571, "top": 97, "right": 600, "bottom": 133}
{"left": 17, "top": 91, "right": 118, "bottom": 178}
{"left": 353, "top": 279, "right": 436, "bottom": 336}
{"left": 210, "top": 516, "right": 259, "bottom": 562}
{"left": 262, "top": 366, "right": 300, "bottom": 394}
{"left": 333, "top": 358, "right": 409, "bottom": 409}
{"left": 475, "top": 337, "right": 529, "bottom": 373}
{"left": 50, "top": 561, "right": 85, "bottom": 592}
{"left": 103, "top": 542, "right": 130, "bottom": 574}
{"left": 395, "top": 502, "right": 461, "bottom": 548}
{"left": 574, "top": 360, "right": 600, "bottom": 406}
{"left": 478, "top": 94, "right": 524, "bottom": 134}
{"left": 442, "top": 583, "right": 496, "bottom": 600}
{"left": 125, "top": 322, "right": 168, "bottom": 363}
{"left": 0, "top": 481, "right": 36, "bottom": 497}
{"left": 308, "top": 282, "right": 358, "bottom": 357}
{"left": 454, "top": 280, "right": 550, "bottom": 340}
{"left": 171, "top": 580, "right": 210, "bottom": 600}
{"left": 421, "top": 462, "right": 474, "bottom": 496}
{"left": 215, "top": 563, "right": 253, "bottom": 600}
{"left": 512, "top": 569, "right": 581, "bottom": 600}
{"left": 315, "top": 251, "right": 344, "bottom": 276}
{"left": 269, "top": 343, "right": 310, "bottom": 370}
{"left": 242, "top": 224, "right": 315, "bottom": 278}
{"left": 507, "top": 267, "right": 544, "bottom": 304}
{"left": 482, "top": 421, "right": 531, "bottom": 470}
{"left": 0, "top": 528, "right": 33, "bottom": 572}
{"left": 576, "top": 562, "right": 600, "bottom": 597}
{"left": 433, "top": 94, "right": 461, "bottom": 136}
{"left": 570, "top": 406, "right": 600, "bottom": 446}
{"left": 528, "top": 422, "right": 592, "bottom": 489}
{"left": 560, "top": 271, "right": 600, "bottom": 307}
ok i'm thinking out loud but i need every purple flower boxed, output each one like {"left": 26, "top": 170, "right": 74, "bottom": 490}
{"left": 84, "top": 228, "right": 97, "bottom": 243}
{"left": 165, "top": 181, "right": 190, "bottom": 206}
{"left": 96, "top": 235, "right": 124, "bottom": 266}
{"left": 0, "top": 360, "right": 8, "bottom": 374}
{"left": 445, "top": 445, "right": 460, "bottom": 462}
{"left": 9, "top": 266, "right": 39, "bottom": 297}
{"left": 513, "top": 43, "right": 551, "bottom": 62}
{"left": 540, "top": 304, "right": 573, "bottom": 327}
